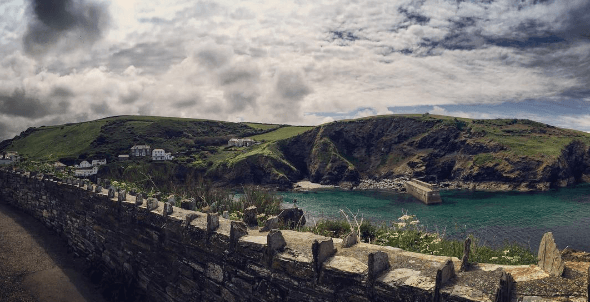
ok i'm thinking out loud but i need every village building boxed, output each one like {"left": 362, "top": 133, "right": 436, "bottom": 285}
{"left": 76, "top": 160, "right": 92, "bottom": 168}
{"left": 0, "top": 151, "right": 20, "bottom": 164}
{"left": 75, "top": 166, "right": 98, "bottom": 177}
{"left": 152, "top": 149, "right": 173, "bottom": 161}
{"left": 53, "top": 162, "right": 67, "bottom": 171}
{"left": 92, "top": 159, "right": 107, "bottom": 166}
{"left": 118, "top": 155, "right": 129, "bottom": 161}
{"left": 227, "top": 138, "right": 257, "bottom": 147}
{"left": 131, "top": 145, "right": 151, "bottom": 157}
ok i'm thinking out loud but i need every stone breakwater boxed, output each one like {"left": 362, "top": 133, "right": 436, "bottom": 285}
{"left": 0, "top": 170, "right": 588, "bottom": 302}
{"left": 353, "top": 178, "right": 551, "bottom": 193}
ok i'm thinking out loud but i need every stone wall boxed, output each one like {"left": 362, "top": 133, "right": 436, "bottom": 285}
{"left": 0, "top": 170, "right": 584, "bottom": 302}
{"left": 405, "top": 179, "right": 442, "bottom": 204}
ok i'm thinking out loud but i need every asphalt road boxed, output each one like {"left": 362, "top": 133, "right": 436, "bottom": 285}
{"left": 0, "top": 201, "right": 107, "bottom": 302}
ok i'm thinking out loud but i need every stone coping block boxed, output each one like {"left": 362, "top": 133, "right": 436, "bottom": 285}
{"left": 538, "top": 232, "right": 565, "bottom": 277}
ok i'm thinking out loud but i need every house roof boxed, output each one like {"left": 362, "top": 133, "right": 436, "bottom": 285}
{"left": 118, "top": 154, "right": 130, "bottom": 157}
{"left": 131, "top": 145, "right": 150, "bottom": 149}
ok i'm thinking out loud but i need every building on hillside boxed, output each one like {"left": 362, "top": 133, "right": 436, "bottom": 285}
{"left": 53, "top": 162, "right": 67, "bottom": 170}
{"left": 92, "top": 159, "right": 107, "bottom": 166}
{"left": 118, "top": 155, "right": 129, "bottom": 161}
{"left": 228, "top": 138, "right": 257, "bottom": 147}
{"left": 75, "top": 166, "right": 98, "bottom": 177}
{"left": 75, "top": 161, "right": 92, "bottom": 168}
{"left": 131, "top": 145, "right": 151, "bottom": 157}
{"left": 0, "top": 151, "right": 19, "bottom": 165}
{"left": 152, "top": 149, "right": 173, "bottom": 161}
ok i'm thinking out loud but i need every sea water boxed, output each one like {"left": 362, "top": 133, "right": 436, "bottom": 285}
{"left": 280, "top": 184, "right": 590, "bottom": 253}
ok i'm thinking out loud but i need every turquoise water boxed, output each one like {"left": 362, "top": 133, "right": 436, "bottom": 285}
{"left": 280, "top": 185, "right": 590, "bottom": 253}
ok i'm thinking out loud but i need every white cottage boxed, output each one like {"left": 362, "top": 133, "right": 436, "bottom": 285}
{"left": 78, "top": 160, "right": 92, "bottom": 168}
{"left": 131, "top": 145, "right": 151, "bottom": 157}
{"left": 152, "top": 149, "right": 173, "bottom": 161}
{"left": 75, "top": 166, "right": 98, "bottom": 177}
{"left": 92, "top": 159, "right": 107, "bottom": 166}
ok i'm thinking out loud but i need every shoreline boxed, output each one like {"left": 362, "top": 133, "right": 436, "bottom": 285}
{"left": 290, "top": 178, "right": 574, "bottom": 193}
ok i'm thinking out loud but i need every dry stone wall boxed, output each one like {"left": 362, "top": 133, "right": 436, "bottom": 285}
{"left": 0, "top": 170, "right": 584, "bottom": 302}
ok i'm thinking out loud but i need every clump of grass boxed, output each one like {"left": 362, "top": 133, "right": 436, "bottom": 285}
{"left": 306, "top": 211, "right": 536, "bottom": 265}
{"left": 373, "top": 213, "right": 537, "bottom": 265}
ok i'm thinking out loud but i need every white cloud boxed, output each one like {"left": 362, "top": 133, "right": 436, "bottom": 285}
{"left": 0, "top": 0, "right": 589, "bottom": 140}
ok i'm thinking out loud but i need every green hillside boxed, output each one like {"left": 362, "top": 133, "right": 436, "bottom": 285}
{"left": 4, "top": 113, "right": 590, "bottom": 191}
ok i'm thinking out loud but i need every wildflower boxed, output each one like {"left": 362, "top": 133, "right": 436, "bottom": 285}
{"left": 490, "top": 257, "right": 498, "bottom": 260}
{"left": 503, "top": 250, "right": 510, "bottom": 255}
{"left": 399, "top": 214, "right": 413, "bottom": 221}
{"left": 397, "top": 222, "right": 407, "bottom": 228}
{"left": 410, "top": 220, "right": 420, "bottom": 225}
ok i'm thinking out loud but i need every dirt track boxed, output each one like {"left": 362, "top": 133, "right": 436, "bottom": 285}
{"left": 0, "top": 201, "right": 107, "bottom": 302}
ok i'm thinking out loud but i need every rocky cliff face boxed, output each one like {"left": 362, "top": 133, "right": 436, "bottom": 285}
{"left": 279, "top": 115, "right": 590, "bottom": 190}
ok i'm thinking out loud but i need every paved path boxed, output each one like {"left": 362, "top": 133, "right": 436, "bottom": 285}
{"left": 0, "top": 201, "right": 107, "bottom": 302}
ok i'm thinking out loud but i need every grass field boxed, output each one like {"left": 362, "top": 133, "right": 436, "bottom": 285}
{"left": 243, "top": 123, "right": 280, "bottom": 130}
{"left": 248, "top": 126, "right": 314, "bottom": 141}
{"left": 8, "top": 121, "right": 107, "bottom": 160}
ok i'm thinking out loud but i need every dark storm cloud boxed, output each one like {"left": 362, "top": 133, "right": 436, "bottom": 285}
{"left": 196, "top": 48, "right": 231, "bottom": 69}
{"left": 50, "top": 87, "right": 74, "bottom": 99}
{"left": 275, "top": 72, "right": 311, "bottom": 101}
{"left": 173, "top": 99, "right": 199, "bottom": 109}
{"left": 0, "top": 88, "right": 70, "bottom": 118}
{"left": 109, "top": 42, "right": 185, "bottom": 73}
{"left": 23, "top": 0, "right": 110, "bottom": 56}
{"left": 90, "top": 102, "right": 111, "bottom": 115}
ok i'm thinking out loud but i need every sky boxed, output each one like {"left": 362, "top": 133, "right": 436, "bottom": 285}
{"left": 0, "top": 0, "right": 590, "bottom": 141}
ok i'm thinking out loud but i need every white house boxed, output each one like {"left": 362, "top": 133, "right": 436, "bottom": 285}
{"left": 75, "top": 166, "right": 98, "bottom": 177}
{"left": 0, "top": 151, "right": 18, "bottom": 165}
{"left": 228, "top": 138, "right": 257, "bottom": 147}
{"left": 131, "top": 145, "right": 151, "bottom": 157}
{"left": 152, "top": 149, "right": 173, "bottom": 161}
{"left": 92, "top": 159, "right": 107, "bottom": 166}
{"left": 78, "top": 161, "right": 92, "bottom": 168}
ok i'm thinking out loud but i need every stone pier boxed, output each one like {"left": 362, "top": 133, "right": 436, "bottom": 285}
{"left": 404, "top": 179, "right": 442, "bottom": 204}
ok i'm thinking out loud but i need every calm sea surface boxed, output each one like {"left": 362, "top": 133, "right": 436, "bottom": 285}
{"left": 279, "top": 184, "right": 590, "bottom": 253}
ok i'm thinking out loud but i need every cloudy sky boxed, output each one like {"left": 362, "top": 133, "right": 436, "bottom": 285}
{"left": 1, "top": 0, "right": 590, "bottom": 140}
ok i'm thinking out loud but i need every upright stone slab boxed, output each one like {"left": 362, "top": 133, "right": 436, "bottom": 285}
{"left": 341, "top": 232, "right": 358, "bottom": 248}
{"left": 368, "top": 251, "right": 390, "bottom": 281}
{"left": 180, "top": 198, "right": 196, "bottom": 211}
{"left": 312, "top": 238, "right": 336, "bottom": 275}
{"left": 167, "top": 195, "right": 175, "bottom": 204}
{"left": 260, "top": 216, "right": 278, "bottom": 232}
{"left": 230, "top": 221, "right": 248, "bottom": 251}
{"left": 267, "top": 229, "right": 286, "bottom": 252}
{"left": 183, "top": 213, "right": 199, "bottom": 228}
{"left": 243, "top": 206, "right": 258, "bottom": 227}
{"left": 147, "top": 198, "right": 159, "bottom": 211}
{"left": 108, "top": 186, "right": 116, "bottom": 199}
{"left": 538, "top": 232, "right": 565, "bottom": 277}
{"left": 207, "top": 213, "right": 220, "bottom": 232}
{"left": 95, "top": 185, "right": 102, "bottom": 193}
{"left": 163, "top": 202, "right": 173, "bottom": 216}
{"left": 135, "top": 194, "right": 143, "bottom": 206}
{"left": 87, "top": 183, "right": 93, "bottom": 191}
{"left": 118, "top": 189, "right": 127, "bottom": 202}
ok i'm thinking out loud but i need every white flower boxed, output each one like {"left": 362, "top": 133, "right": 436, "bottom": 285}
{"left": 410, "top": 220, "right": 420, "bottom": 225}
{"left": 399, "top": 214, "right": 413, "bottom": 221}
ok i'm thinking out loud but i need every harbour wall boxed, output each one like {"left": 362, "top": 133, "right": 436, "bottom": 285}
{"left": 0, "top": 170, "right": 584, "bottom": 302}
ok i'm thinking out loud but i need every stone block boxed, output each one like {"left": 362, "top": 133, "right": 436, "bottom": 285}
{"left": 167, "top": 195, "right": 175, "bottom": 204}
{"left": 180, "top": 198, "right": 196, "bottom": 210}
{"left": 183, "top": 213, "right": 199, "bottom": 228}
{"left": 206, "top": 263, "right": 224, "bottom": 283}
{"left": 108, "top": 186, "right": 116, "bottom": 199}
{"left": 278, "top": 207, "right": 306, "bottom": 229}
{"left": 368, "top": 251, "right": 390, "bottom": 281}
{"left": 118, "top": 189, "right": 127, "bottom": 202}
{"left": 86, "top": 183, "right": 93, "bottom": 191}
{"left": 222, "top": 211, "right": 229, "bottom": 219}
{"left": 243, "top": 206, "right": 258, "bottom": 227}
{"left": 207, "top": 213, "right": 219, "bottom": 232}
{"left": 342, "top": 232, "right": 358, "bottom": 248}
{"left": 95, "top": 185, "right": 102, "bottom": 193}
{"left": 538, "top": 232, "right": 565, "bottom": 277}
{"left": 439, "top": 258, "right": 455, "bottom": 285}
{"left": 135, "top": 194, "right": 143, "bottom": 206}
{"left": 147, "top": 198, "right": 159, "bottom": 211}
{"left": 163, "top": 202, "right": 173, "bottom": 216}
{"left": 230, "top": 221, "right": 248, "bottom": 250}
{"left": 312, "top": 238, "right": 336, "bottom": 273}
{"left": 267, "top": 229, "right": 286, "bottom": 252}
{"left": 260, "top": 216, "right": 278, "bottom": 232}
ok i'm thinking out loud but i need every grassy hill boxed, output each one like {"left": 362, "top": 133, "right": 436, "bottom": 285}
{"left": 4, "top": 113, "right": 590, "bottom": 191}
